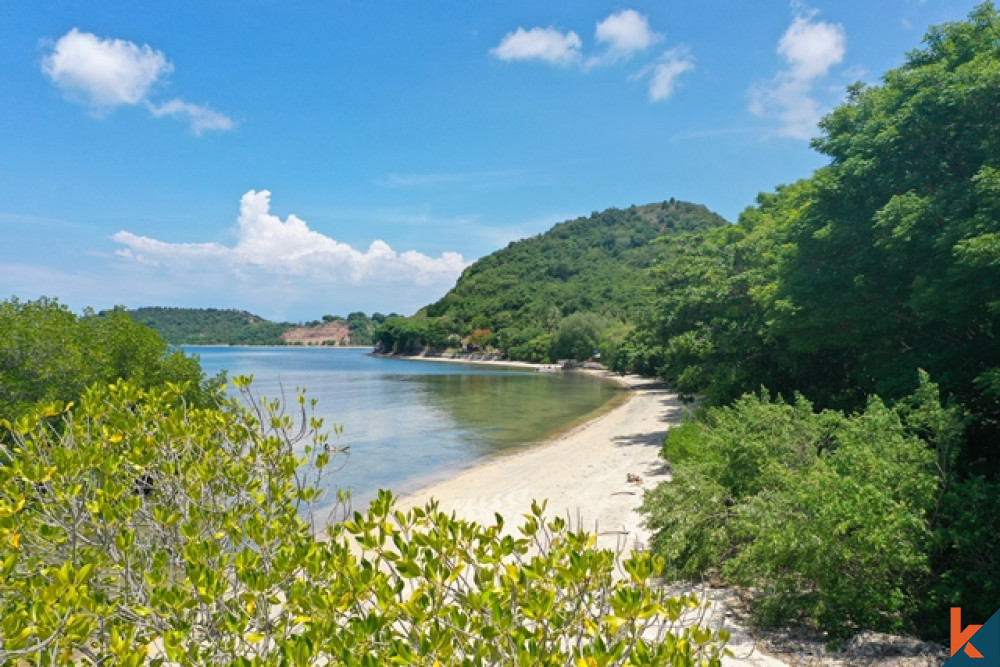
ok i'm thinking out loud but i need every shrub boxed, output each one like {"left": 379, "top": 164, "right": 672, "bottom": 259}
{"left": 1, "top": 380, "right": 729, "bottom": 665}
{"left": 642, "top": 375, "right": 954, "bottom": 637}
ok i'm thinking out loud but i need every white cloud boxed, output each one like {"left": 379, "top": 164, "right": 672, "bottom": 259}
{"left": 111, "top": 190, "right": 469, "bottom": 288}
{"left": 41, "top": 28, "right": 233, "bottom": 133}
{"left": 778, "top": 13, "right": 846, "bottom": 79}
{"left": 41, "top": 28, "right": 172, "bottom": 109}
{"left": 490, "top": 27, "right": 582, "bottom": 66}
{"left": 749, "top": 11, "right": 846, "bottom": 139}
{"left": 593, "top": 9, "right": 662, "bottom": 63}
{"left": 631, "top": 47, "right": 695, "bottom": 101}
{"left": 147, "top": 99, "right": 234, "bottom": 134}
{"left": 491, "top": 11, "right": 689, "bottom": 103}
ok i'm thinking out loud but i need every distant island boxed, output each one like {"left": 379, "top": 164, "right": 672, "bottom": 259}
{"left": 126, "top": 307, "right": 387, "bottom": 346}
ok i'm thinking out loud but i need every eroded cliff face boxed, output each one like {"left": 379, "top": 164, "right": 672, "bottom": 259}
{"left": 280, "top": 321, "right": 351, "bottom": 345}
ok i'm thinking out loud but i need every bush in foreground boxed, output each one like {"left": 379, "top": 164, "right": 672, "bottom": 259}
{"left": 1, "top": 379, "right": 729, "bottom": 665}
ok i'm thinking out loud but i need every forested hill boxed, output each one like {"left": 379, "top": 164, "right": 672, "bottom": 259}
{"left": 430, "top": 200, "right": 727, "bottom": 325}
{"left": 126, "top": 307, "right": 292, "bottom": 345}
{"left": 127, "top": 307, "right": 383, "bottom": 345}
{"left": 375, "top": 199, "right": 728, "bottom": 361}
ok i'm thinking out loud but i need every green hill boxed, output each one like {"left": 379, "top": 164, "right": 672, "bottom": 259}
{"left": 375, "top": 199, "right": 729, "bottom": 361}
{"left": 126, "top": 307, "right": 292, "bottom": 345}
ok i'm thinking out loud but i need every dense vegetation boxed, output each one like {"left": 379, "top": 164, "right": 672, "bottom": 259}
{"left": 0, "top": 298, "right": 728, "bottom": 664}
{"left": 375, "top": 200, "right": 728, "bottom": 360}
{"left": 1, "top": 298, "right": 215, "bottom": 419}
{"left": 643, "top": 378, "right": 959, "bottom": 638}
{"left": 127, "top": 307, "right": 293, "bottom": 345}
{"left": 630, "top": 4, "right": 1000, "bottom": 640}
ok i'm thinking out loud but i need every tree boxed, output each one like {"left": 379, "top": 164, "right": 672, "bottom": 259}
{"left": 550, "top": 312, "right": 607, "bottom": 361}
{"left": 771, "top": 2, "right": 1000, "bottom": 422}
{"left": 126, "top": 307, "right": 292, "bottom": 345}
{"left": 345, "top": 312, "right": 375, "bottom": 346}
{"left": 391, "top": 200, "right": 728, "bottom": 362}
{"left": 0, "top": 297, "right": 213, "bottom": 420}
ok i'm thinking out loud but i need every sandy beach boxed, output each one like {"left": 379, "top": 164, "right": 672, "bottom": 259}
{"left": 394, "top": 364, "right": 789, "bottom": 666}
{"left": 397, "top": 370, "right": 680, "bottom": 552}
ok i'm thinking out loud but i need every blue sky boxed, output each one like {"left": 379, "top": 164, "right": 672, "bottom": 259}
{"left": 0, "top": 1, "right": 983, "bottom": 321}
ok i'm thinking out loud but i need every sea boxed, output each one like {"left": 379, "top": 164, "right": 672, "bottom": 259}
{"left": 187, "top": 346, "right": 626, "bottom": 513}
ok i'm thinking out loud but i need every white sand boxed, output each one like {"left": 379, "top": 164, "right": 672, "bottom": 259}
{"left": 397, "top": 371, "right": 680, "bottom": 551}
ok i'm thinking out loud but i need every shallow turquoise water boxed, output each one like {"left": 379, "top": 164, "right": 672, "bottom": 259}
{"left": 188, "top": 347, "right": 625, "bottom": 512}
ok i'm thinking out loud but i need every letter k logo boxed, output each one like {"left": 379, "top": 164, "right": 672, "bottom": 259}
{"left": 952, "top": 607, "right": 984, "bottom": 658}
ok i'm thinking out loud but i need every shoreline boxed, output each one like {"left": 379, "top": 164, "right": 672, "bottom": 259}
{"left": 396, "top": 367, "right": 681, "bottom": 551}
{"left": 372, "top": 350, "right": 568, "bottom": 373}
{"left": 182, "top": 344, "right": 373, "bottom": 349}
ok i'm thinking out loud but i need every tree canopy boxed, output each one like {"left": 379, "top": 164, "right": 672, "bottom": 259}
{"left": 1, "top": 298, "right": 214, "bottom": 419}
{"left": 633, "top": 3, "right": 1000, "bottom": 639}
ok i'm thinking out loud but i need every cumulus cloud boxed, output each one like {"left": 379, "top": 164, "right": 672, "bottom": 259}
{"left": 41, "top": 28, "right": 171, "bottom": 108}
{"left": 112, "top": 190, "right": 469, "bottom": 288}
{"left": 41, "top": 28, "right": 233, "bottom": 133}
{"left": 490, "top": 27, "right": 582, "bottom": 66}
{"left": 630, "top": 47, "right": 695, "bottom": 101}
{"left": 778, "top": 13, "right": 846, "bottom": 79}
{"left": 749, "top": 11, "right": 846, "bottom": 139}
{"left": 592, "top": 9, "right": 662, "bottom": 64}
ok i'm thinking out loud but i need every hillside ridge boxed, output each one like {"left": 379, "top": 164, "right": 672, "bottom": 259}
{"left": 375, "top": 198, "right": 728, "bottom": 361}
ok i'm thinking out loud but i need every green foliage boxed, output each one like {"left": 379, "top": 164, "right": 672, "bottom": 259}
{"left": 619, "top": 209, "right": 787, "bottom": 395}
{"left": 924, "top": 475, "right": 1000, "bottom": 636}
{"left": 550, "top": 312, "right": 607, "bottom": 361}
{"left": 127, "top": 306, "right": 294, "bottom": 345}
{"left": 130, "top": 307, "right": 380, "bottom": 347}
{"left": 374, "top": 316, "right": 449, "bottom": 354}
{"left": 597, "top": 321, "right": 633, "bottom": 371}
{"left": 643, "top": 376, "right": 955, "bottom": 637}
{"left": 0, "top": 381, "right": 729, "bottom": 665}
{"left": 631, "top": 3, "right": 1000, "bottom": 418}
{"left": 0, "top": 297, "right": 213, "bottom": 419}
{"left": 386, "top": 200, "right": 727, "bottom": 360}
{"left": 629, "top": 5, "right": 1000, "bottom": 638}
{"left": 605, "top": 325, "right": 666, "bottom": 379}
{"left": 502, "top": 327, "right": 555, "bottom": 364}
{"left": 769, "top": 2, "right": 1000, "bottom": 418}
{"left": 345, "top": 311, "right": 377, "bottom": 346}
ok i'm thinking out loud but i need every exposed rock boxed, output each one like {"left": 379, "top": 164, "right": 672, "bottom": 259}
{"left": 751, "top": 627, "right": 948, "bottom": 666}
{"left": 281, "top": 321, "right": 352, "bottom": 345}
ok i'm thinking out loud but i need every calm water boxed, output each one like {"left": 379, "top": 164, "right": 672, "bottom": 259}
{"left": 188, "top": 347, "right": 625, "bottom": 510}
